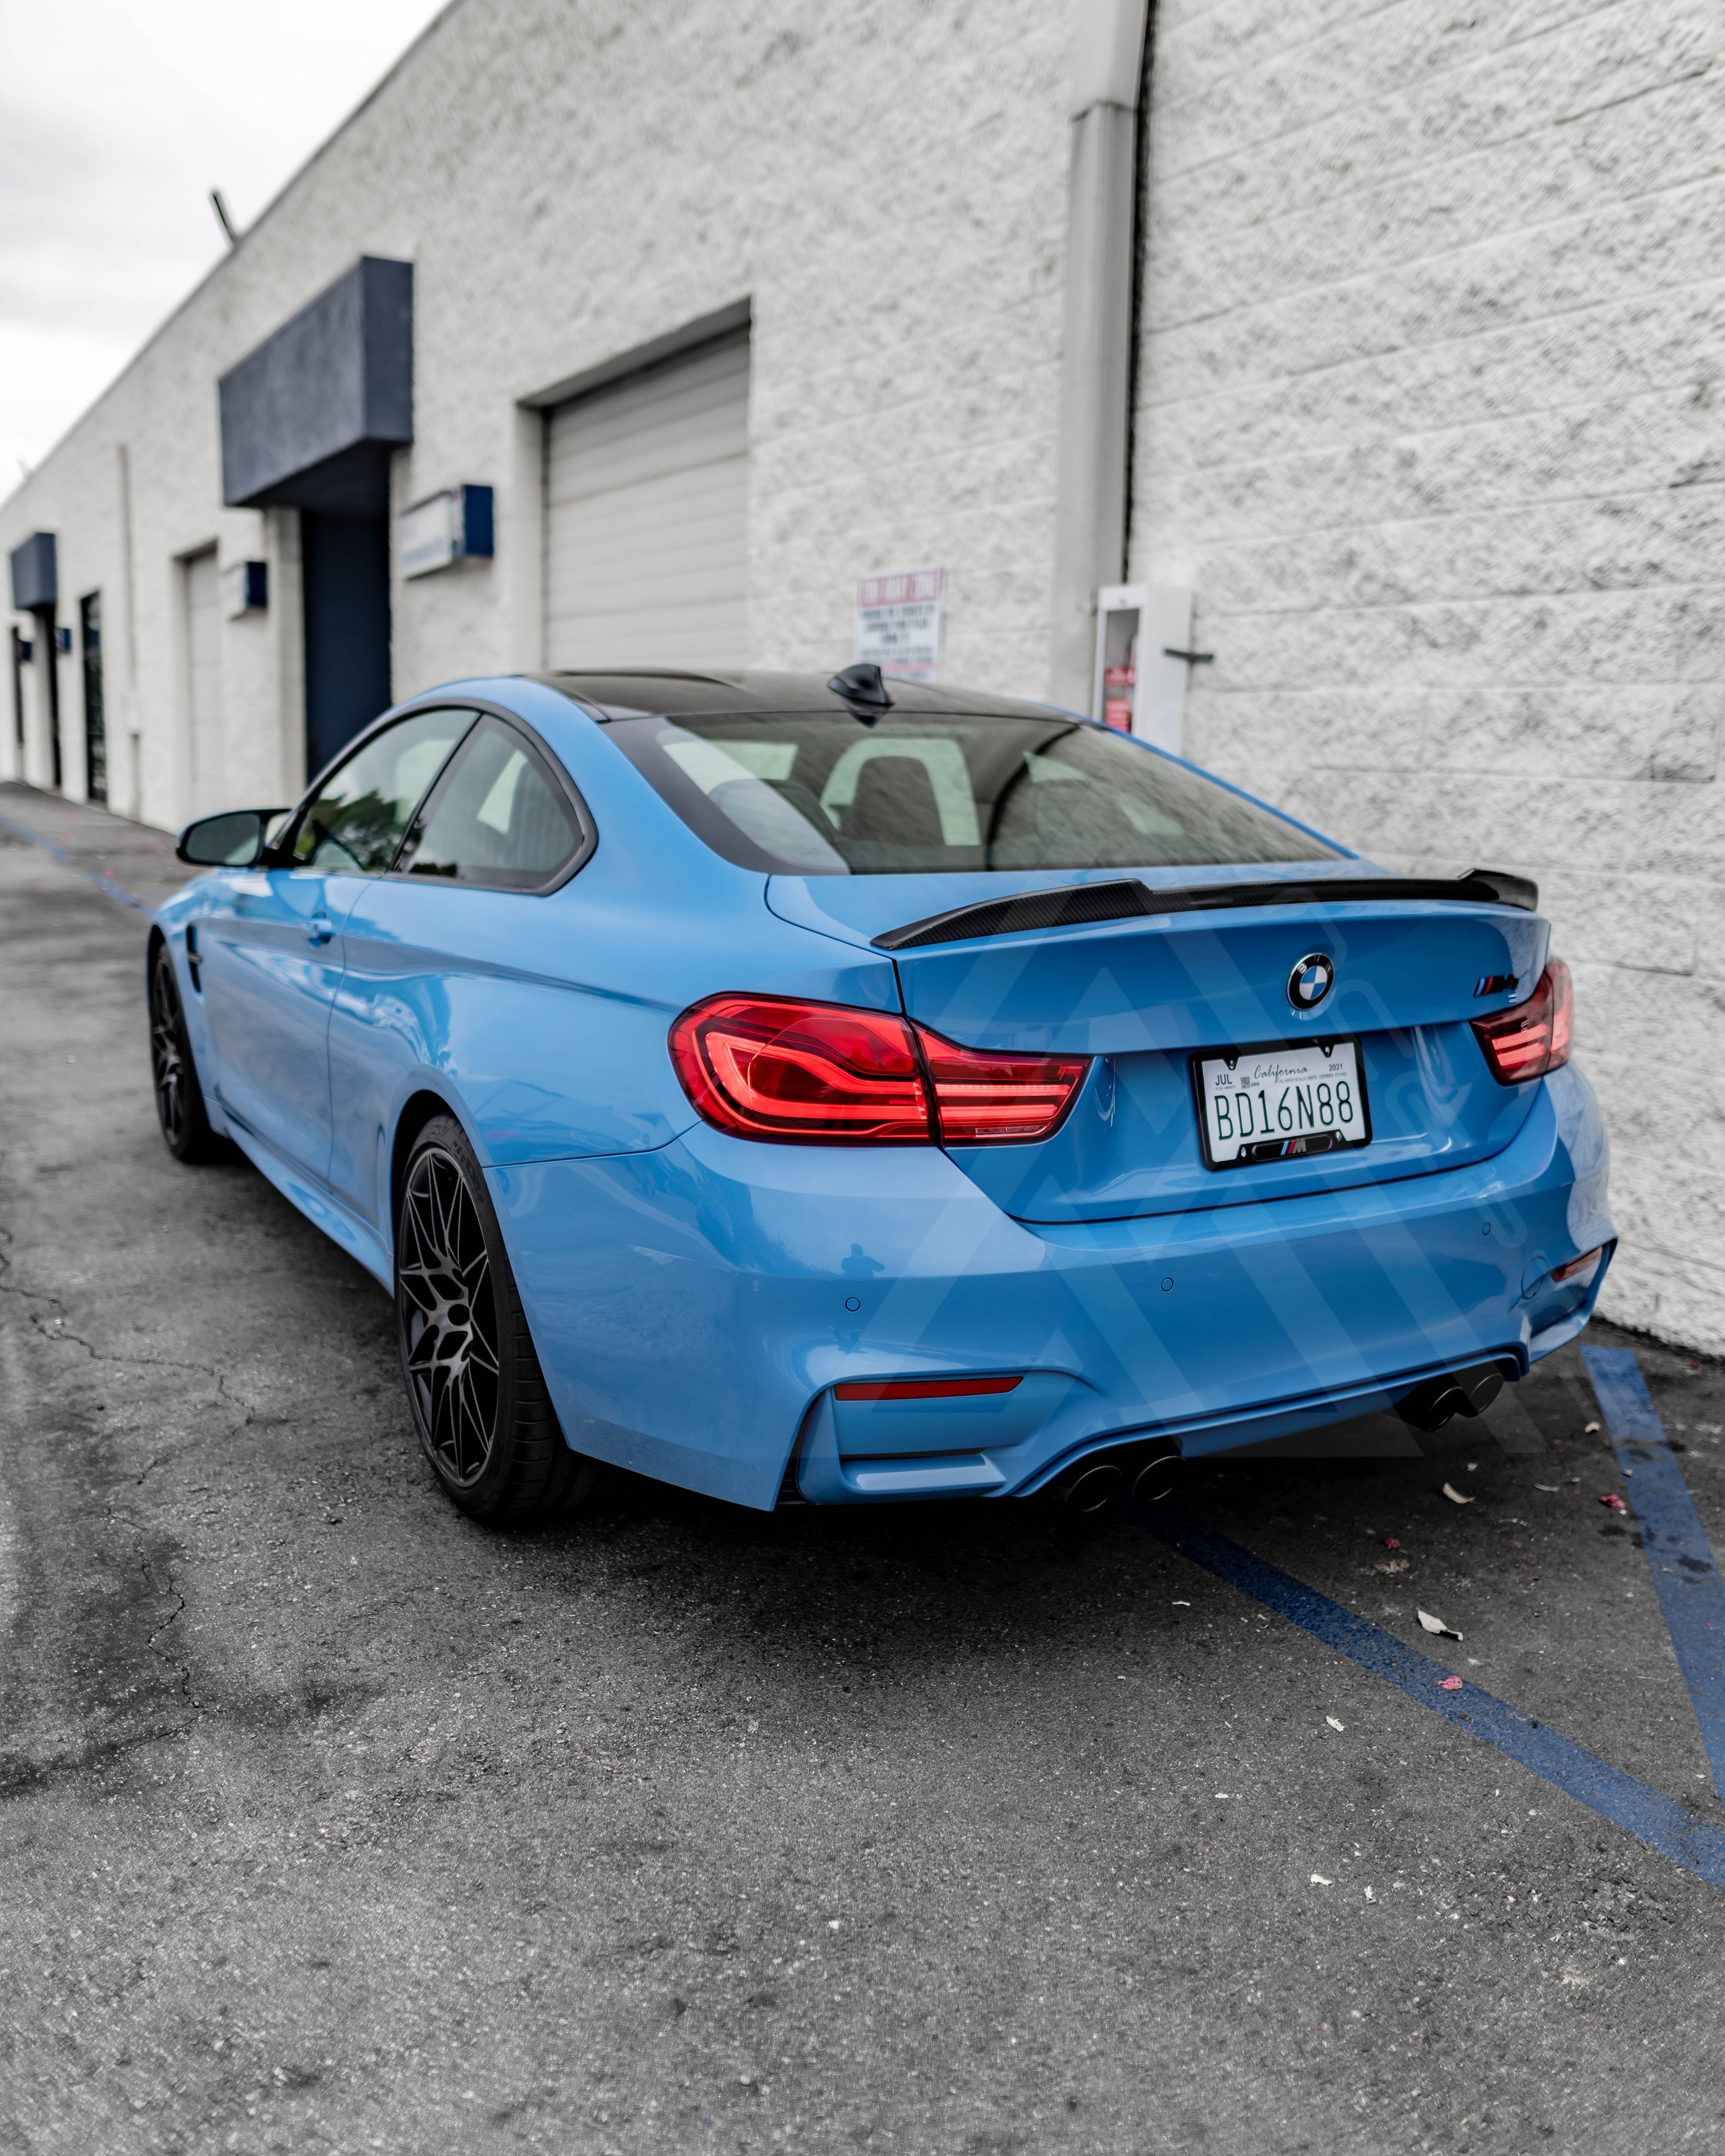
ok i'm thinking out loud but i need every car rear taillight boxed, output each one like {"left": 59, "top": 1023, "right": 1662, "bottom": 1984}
{"left": 668, "top": 995, "right": 1091, "bottom": 1146}
{"left": 668, "top": 995, "right": 932, "bottom": 1142}
{"left": 1552, "top": 1244, "right": 1604, "bottom": 1286}
{"left": 1471, "top": 959, "right": 1573, "bottom": 1085}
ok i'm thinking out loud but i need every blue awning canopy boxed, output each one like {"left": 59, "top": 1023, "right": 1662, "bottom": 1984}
{"left": 9, "top": 531, "right": 57, "bottom": 611}
{"left": 218, "top": 257, "right": 413, "bottom": 517}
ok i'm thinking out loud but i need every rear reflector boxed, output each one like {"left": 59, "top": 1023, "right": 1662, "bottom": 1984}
{"left": 668, "top": 994, "right": 1089, "bottom": 1146}
{"left": 1471, "top": 959, "right": 1572, "bottom": 1084}
{"left": 834, "top": 1376, "right": 1024, "bottom": 1401}
{"left": 1552, "top": 1245, "right": 1605, "bottom": 1285}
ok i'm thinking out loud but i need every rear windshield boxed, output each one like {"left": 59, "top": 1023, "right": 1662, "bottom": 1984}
{"left": 604, "top": 711, "right": 1336, "bottom": 875}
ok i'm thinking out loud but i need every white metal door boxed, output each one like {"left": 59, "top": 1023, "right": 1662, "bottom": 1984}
{"left": 544, "top": 331, "right": 750, "bottom": 670}
{"left": 184, "top": 549, "right": 226, "bottom": 813}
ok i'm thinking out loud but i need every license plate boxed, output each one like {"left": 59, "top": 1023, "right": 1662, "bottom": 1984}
{"left": 1193, "top": 1038, "right": 1371, "bottom": 1168}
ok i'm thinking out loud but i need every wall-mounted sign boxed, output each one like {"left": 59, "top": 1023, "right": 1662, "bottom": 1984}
{"left": 221, "top": 560, "right": 268, "bottom": 619}
{"left": 398, "top": 485, "right": 495, "bottom": 579}
{"left": 854, "top": 565, "right": 943, "bottom": 683}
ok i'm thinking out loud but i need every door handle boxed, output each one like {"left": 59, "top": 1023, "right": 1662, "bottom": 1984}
{"left": 306, "top": 913, "right": 334, "bottom": 947}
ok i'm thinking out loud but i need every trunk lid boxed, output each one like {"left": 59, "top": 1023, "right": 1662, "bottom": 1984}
{"left": 768, "top": 868, "right": 1550, "bottom": 1222}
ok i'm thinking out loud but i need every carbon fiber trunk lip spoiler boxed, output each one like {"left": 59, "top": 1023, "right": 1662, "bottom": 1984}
{"left": 871, "top": 868, "right": 1539, "bottom": 952}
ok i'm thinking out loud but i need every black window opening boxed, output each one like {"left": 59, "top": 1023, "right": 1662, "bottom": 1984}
{"left": 601, "top": 711, "right": 1338, "bottom": 876}
{"left": 8, "top": 626, "right": 23, "bottom": 753}
{"left": 79, "top": 593, "right": 107, "bottom": 805}
{"left": 31, "top": 605, "right": 62, "bottom": 790}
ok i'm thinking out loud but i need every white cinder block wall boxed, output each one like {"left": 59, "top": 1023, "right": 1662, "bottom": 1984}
{"left": 1133, "top": 0, "right": 1725, "bottom": 1353}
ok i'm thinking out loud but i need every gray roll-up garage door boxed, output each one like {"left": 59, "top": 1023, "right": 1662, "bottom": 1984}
{"left": 544, "top": 330, "right": 750, "bottom": 670}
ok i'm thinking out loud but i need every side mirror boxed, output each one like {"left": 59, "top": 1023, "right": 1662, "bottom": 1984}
{"left": 175, "top": 808, "right": 288, "bottom": 868}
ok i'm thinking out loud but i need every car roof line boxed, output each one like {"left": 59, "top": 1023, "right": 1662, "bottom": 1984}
{"left": 516, "top": 673, "right": 1099, "bottom": 727}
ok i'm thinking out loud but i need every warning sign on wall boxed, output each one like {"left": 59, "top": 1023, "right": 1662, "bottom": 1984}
{"left": 854, "top": 566, "right": 944, "bottom": 683}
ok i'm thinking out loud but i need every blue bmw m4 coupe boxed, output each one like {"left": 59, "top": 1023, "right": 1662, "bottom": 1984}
{"left": 148, "top": 666, "right": 1613, "bottom": 1525}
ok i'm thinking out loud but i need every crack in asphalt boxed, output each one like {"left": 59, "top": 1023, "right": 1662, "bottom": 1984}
{"left": 142, "top": 1556, "right": 196, "bottom": 1711}
{"left": 0, "top": 1721, "right": 197, "bottom": 1802}
{"left": 22, "top": 1304, "right": 236, "bottom": 1392}
{"left": 0, "top": 1268, "right": 227, "bottom": 1754}
{"left": 0, "top": 1273, "right": 65, "bottom": 1314}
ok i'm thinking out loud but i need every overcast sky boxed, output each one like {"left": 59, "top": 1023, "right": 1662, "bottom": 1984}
{"left": 0, "top": 0, "right": 451, "bottom": 491}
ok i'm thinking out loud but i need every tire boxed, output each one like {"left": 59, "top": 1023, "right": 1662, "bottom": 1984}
{"left": 396, "top": 1113, "right": 598, "bottom": 1526}
{"left": 147, "top": 937, "right": 224, "bottom": 1163}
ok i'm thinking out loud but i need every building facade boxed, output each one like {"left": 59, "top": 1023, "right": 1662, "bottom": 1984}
{"left": 4, "top": 0, "right": 1721, "bottom": 1352}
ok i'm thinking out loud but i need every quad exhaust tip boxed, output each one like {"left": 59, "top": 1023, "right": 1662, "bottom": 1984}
{"left": 1061, "top": 1462, "right": 1125, "bottom": 1513}
{"left": 1396, "top": 1360, "right": 1512, "bottom": 1434}
{"left": 1054, "top": 1439, "right": 1180, "bottom": 1512}
{"left": 1131, "top": 1450, "right": 1179, "bottom": 1505}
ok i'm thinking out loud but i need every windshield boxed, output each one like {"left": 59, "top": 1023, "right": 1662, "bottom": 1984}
{"left": 604, "top": 711, "right": 1336, "bottom": 875}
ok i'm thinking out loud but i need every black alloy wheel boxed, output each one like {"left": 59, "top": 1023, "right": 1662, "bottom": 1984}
{"left": 147, "top": 938, "right": 220, "bottom": 1162}
{"left": 396, "top": 1114, "right": 598, "bottom": 1525}
{"left": 398, "top": 1142, "right": 502, "bottom": 1487}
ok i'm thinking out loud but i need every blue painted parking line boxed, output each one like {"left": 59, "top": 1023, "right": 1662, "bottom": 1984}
{"left": 1125, "top": 1502, "right": 1725, "bottom": 1893}
{"left": 1582, "top": 1345, "right": 1725, "bottom": 1804}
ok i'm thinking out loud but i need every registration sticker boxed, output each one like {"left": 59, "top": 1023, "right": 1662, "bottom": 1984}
{"left": 1193, "top": 1038, "right": 1371, "bottom": 1169}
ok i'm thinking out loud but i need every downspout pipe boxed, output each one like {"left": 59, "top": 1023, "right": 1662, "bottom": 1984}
{"left": 1048, "top": 0, "right": 1152, "bottom": 714}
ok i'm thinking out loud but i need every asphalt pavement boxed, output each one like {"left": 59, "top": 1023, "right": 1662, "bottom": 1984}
{"left": 2, "top": 796, "right": 1724, "bottom": 2156}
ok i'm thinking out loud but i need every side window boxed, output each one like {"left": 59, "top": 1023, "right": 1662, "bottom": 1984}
{"left": 292, "top": 709, "right": 478, "bottom": 872}
{"left": 394, "top": 717, "right": 588, "bottom": 892}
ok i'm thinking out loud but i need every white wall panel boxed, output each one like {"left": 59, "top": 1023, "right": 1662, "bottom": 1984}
{"left": 1132, "top": 0, "right": 1725, "bottom": 1354}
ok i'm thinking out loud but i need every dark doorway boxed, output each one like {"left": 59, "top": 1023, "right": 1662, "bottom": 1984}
{"left": 79, "top": 593, "right": 107, "bottom": 805}
{"left": 9, "top": 626, "right": 23, "bottom": 755}
{"left": 301, "top": 512, "right": 391, "bottom": 779}
{"left": 31, "top": 606, "right": 62, "bottom": 789}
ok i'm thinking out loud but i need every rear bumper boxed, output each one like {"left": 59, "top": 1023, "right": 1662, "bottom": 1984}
{"left": 490, "top": 1060, "right": 1611, "bottom": 1510}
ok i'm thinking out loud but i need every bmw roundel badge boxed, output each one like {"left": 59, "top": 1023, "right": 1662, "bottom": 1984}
{"left": 1288, "top": 952, "right": 1336, "bottom": 1011}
